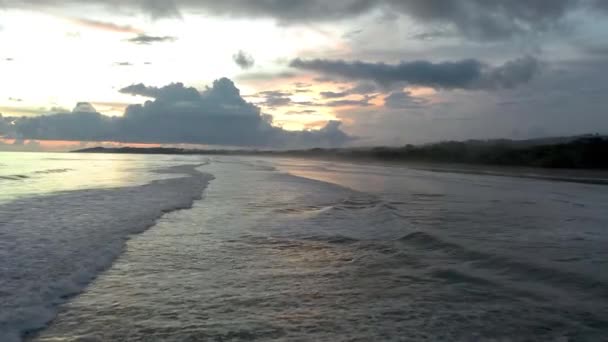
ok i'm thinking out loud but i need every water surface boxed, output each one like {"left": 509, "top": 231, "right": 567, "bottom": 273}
{"left": 1, "top": 154, "right": 607, "bottom": 341}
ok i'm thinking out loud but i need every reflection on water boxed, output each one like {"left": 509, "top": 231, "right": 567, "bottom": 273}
{"left": 31, "top": 157, "right": 608, "bottom": 341}
{"left": 0, "top": 152, "right": 202, "bottom": 203}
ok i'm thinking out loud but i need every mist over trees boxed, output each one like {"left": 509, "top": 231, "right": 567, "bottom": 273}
{"left": 76, "top": 135, "right": 608, "bottom": 170}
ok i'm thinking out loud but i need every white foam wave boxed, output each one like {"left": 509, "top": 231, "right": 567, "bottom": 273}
{"left": 0, "top": 164, "right": 213, "bottom": 341}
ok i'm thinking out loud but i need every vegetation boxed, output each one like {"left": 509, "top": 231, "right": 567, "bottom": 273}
{"left": 75, "top": 135, "right": 608, "bottom": 169}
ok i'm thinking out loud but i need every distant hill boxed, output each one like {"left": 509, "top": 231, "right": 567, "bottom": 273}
{"left": 74, "top": 135, "right": 608, "bottom": 169}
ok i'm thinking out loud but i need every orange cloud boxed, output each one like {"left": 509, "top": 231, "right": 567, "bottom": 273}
{"left": 303, "top": 120, "right": 329, "bottom": 129}
{"left": 0, "top": 138, "right": 160, "bottom": 152}
{"left": 69, "top": 18, "right": 143, "bottom": 34}
{"left": 90, "top": 101, "right": 132, "bottom": 116}
{"left": 406, "top": 86, "right": 437, "bottom": 97}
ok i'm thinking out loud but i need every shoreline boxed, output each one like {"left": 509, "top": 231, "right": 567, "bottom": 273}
{"left": 71, "top": 148, "right": 608, "bottom": 185}
{"left": 278, "top": 155, "right": 608, "bottom": 185}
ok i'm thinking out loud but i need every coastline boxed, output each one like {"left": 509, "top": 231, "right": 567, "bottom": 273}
{"left": 72, "top": 147, "right": 608, "bottom": 185}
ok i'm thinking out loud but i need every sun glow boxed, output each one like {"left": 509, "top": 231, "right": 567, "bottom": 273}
{"left": 0, "top": 8, "right": 349, "bottom": 132}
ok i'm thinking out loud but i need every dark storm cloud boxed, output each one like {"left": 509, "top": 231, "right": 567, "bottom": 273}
{"left": 232, "top": 50, "right": 255, "bottom": 70}
{"left": 290, "top": 56, "right": 540, "bottom": 90}
{"left": 385, "top": 0, "right": 578, "bottom": 40}
{"left": 3, "top": 78, "right": 351, "bottom": 148}
{"left": 182, "top": 0, "right": 604, "bottom": 39}
{"left": 5, "top": 1, "right": 606, "bottom": 40}
{"left": 127, "top": 34, "right": 176, "bottom": 45}
{"left": 590, "top": 0, "right": 608, "bottom": 12}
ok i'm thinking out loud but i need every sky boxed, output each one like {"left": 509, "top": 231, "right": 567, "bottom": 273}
{"left": 1, "top": 0, "right": 607, "bottom": 150}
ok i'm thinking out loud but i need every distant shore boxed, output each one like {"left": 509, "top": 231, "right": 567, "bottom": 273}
{"left": 73, "top": 135, "right": 608, "bottom": 185}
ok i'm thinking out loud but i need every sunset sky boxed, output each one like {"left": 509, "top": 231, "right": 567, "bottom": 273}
{"left": 1, "top": 1, "right": 608, "bottom": 150}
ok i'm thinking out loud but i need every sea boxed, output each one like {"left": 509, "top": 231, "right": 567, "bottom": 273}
{"left": 1, "top": 152, "right": 607, "bottom": 341}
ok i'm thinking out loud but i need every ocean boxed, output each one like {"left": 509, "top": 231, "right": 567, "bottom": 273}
{"left": 1, "top": 152, "right": 607, "bottom": 341}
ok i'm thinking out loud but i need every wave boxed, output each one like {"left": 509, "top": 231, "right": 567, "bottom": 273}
{"left": 275, "top": 205, "right": 334, "bottom": 215}
{"left": 0, "top": 169, "right": 72, "bottom": 183}
{"left": 0, "top": 164, "right": 213, "bottom": 341}
{"left": 299, "top": 234, "right": 360, "bottom": 245}
{"left": 33, "top": 168, "right": 73, "bottom": 175}
{"left": 397, "top": 231, "right": 608, "bottom": 300}
{"left": 213, "top": 158, "right": 277, "bottom": 172}
{"left": 276, "top": 194, "right": 399, "bottom": 217}
{"left": 0, "top": 174, "right": 29, "bottom": 181}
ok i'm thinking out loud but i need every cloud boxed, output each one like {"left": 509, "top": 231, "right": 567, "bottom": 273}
{"left": 320, "top": 91, "right": 350, "bottom": 99}
{"left": 342, "top": 29, "right": 363, "bottom": 39}
{"left": 334, "top": 59, "right": 608, "bottom": 145}
{"left": 72, "top": 102, "right": 98, "bottom": 113}
{"left": 70, "top": 17, "right": 143, "bottom": 34}
{"left": 384, "top": 91, "right": 429, "bottom": 109}
{"left": 232, "top": 50, "right": 255, "bottom": 69}
{"left": 386, "top": 0, "right": 578, "bottom": 40}
{"left": 253, "top": 87, "right": 375, "bottom": 109}
{"left": 0, "top": 114, "right": 12, "bottom": 136}
{"left": 580, "top": 44, "right": 608, "bottom": 57}
{"left": 0, "top": 137, "right": 43, "bottom": 152}
{"left": 320, "top": 83, "right": 378, "bottom": 99}
{"left": 294, "top": 82, "right": 312, "bottom": 88}
{"left": 6, "top": 1, "right": 607, "bottom": 40}
{"left": 4, "top": 78, "right": 351, "bottom": 148}
{"left": 0, "top": 105, "right": 68, "bottom": 116}
{"left": 409, "top": 29, "right": 455, "bottom": 41}
{"left": 254, "top": 90, "right": 293, "bottom": 108}
{"left": 235, "top": 70, "right": 297, "bottom": 81}
{"left": 290, "top": 56, "right": 540, "bottom": 90}
{"left": 127, "top": 34, "right": 177, "bottom": 45}
{"left": 590, "top": 0, "right": 608, "bottom": 12}
{"left": 325, "top": 97, "right": 374, "bottom": 107}
{"left": 303, "top": 120, "right": 332, "bottom": 129}
{"left": 285, "top": 109, "right": 317, "bottom": 115}
{"left": 119, "top": 82, "right": 200, "bottom": 101}
{"left": 476, "top": 56, "right": 541, "bottom": 89}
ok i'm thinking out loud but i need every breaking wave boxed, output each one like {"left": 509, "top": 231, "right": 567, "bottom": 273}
{"left": 0, "top": 164, "right": 213, "bottom": 341}
{"left": 0, "top": 169, "right": 72, "bottom": 182}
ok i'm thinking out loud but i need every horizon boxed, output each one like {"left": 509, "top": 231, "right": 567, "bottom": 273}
{"left": 2, "top": 132, "right": 606, "bottom": 154}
